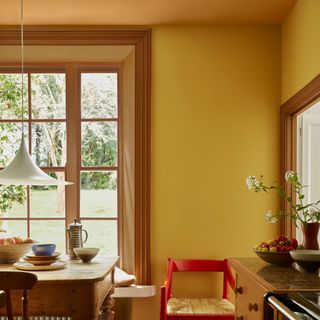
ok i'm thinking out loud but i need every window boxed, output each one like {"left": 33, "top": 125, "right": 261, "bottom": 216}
{"left": 0, "top": 27, "right": 151, "bottom": 284}
{"left": 0, "top": 66, "right": 120, "bottom": 257}
{"left": 0, "top": 70, "right": 67, "bottom": 250}
{"left": 79, "top": 70, "right": 119, "bottom": 256}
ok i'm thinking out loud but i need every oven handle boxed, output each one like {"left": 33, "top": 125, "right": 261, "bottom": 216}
{"left": 267, "top": 295, "right": 301, "bottom": 320}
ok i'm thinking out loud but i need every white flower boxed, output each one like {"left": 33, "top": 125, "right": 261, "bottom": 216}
{"left": 246, "top": 176, "right": 259, "bottom": 190}
{"left": 285, "top": 171, "right": 296, "bottom": 182}
{"left": 270, "top": 217, "right": 278, "bottom": 223}
{"left": 265, "top": 210, "right": 278, "bottom": 223}
{"left": 265, "top": 210, "right": 272, "bottom": 220}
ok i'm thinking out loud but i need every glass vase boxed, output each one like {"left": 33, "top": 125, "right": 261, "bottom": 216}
{"left": 302, "top": 222, "right": 319, "bottom": 250}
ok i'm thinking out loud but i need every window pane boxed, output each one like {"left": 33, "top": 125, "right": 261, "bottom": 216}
{"left": 0, "top": 123, "right": 29, "bottom": 167}
{"left": 30, "top": 220, "right": 65, "bottom": 253}
{"left": 81, "top": 73, "right": 117, "bottom": 119}
{"left": 80, "top": 171, "right": 117, "bottom": 218}
{"left": 81, "top": 220, "right": 118, "bottom": 256}
{"left": 30, "top": 172, "right": 65, "bottom": 218}
{"left": 3, "top": 220, "right": 28, "bottom": 239}
{"left": 2, "top": 185, "right": 27, "bottom": 218}
{"left": 31, "top": 74, "right": 66, "bottom": 119}
{"left": 0, "top": 74, "right": 28, "bottom": 120}
{"left": 31, "top": 122, "right": 66, "bottom": 167}
{"left": 81, "top": 122, "right": 117, "bottom": 167}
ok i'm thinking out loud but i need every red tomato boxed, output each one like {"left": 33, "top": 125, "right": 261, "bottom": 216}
{"left": 276, "top": 235, "right": 288, "bottom": 243}
{"left": 290, "top": 238, "right": 298, "bottom": 250}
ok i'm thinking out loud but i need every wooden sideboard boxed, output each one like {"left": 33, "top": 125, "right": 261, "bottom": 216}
{"left": 229, "top": 257, "right": 320, "bottom": 320}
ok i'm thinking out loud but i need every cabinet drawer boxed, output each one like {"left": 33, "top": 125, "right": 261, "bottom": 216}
{"left": 235, "top": 303, "right": 249, "bottom": 320}
{"left": 235, "top": 269, "right": 266, "bottom": 320}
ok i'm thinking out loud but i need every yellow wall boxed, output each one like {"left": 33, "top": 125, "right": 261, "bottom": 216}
{"left": 2, "top": 1, "right": 319, "bottom": 316}
{"left": 132, "top": 26, "right": 281, "bottom": 320}
{"left": 0, "top": 26, "right": 282, "bottom": 319}
{"left": 282, "top": 0, "right": 320, "bottom": 102}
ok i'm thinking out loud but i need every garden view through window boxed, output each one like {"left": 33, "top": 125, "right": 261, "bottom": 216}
{"left": 0, "top": 68, "right": 119, "bottom": 256}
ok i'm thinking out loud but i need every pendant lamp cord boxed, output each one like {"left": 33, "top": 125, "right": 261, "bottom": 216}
{"left": 20, "top": 0, "right": 24, "bottom": 134}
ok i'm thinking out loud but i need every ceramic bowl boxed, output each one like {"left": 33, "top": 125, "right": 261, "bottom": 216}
{"left": 0, "top": 243, "right": 34, "bottom": 263}
{"left": 74, "top": 247, "right": 99, "bottom": 263}
{"left": 254, "top": 250, "right": 294, "bottom": 265}
{"left": 32, "top": 243, "right": 56, "bottom": 256}
{"left": 290, "top": 250, "right": 320, "bottom": 272}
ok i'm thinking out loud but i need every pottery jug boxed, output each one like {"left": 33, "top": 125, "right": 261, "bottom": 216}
{"left": 66, "top": 219, "right": 88, "bottom": 259}
{"left": 302, "top": 222, "right": 319, "bottom": 250}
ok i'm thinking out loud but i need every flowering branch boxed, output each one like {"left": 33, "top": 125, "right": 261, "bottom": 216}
{"left": 246, "top": 171, "right": 320, "bottom": 225}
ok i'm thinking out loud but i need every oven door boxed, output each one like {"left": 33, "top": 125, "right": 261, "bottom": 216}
{"left": 264, "top": 293, "right": 318, "bottom": 320}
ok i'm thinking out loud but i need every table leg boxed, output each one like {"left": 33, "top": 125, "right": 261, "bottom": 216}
{"left": 100, "top": 285, "right": 115, "bottom": 320}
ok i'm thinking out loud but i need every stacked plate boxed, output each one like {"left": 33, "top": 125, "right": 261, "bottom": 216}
{"left": 24, "top": 252, "right": 61, "bottom": 266}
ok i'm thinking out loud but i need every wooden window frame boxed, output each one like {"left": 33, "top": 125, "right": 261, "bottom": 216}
{"left": 75, "top": 62, "right": 123, "bottom": 256}
{"left": 0, "top": 27, "right": 151, "bottom": 284}
{"left": 280, "top": 74, "right": 320, "bottom": 237}
{"left": 0, "top": 66, "right": 68, "bottom": 240}
{"left": 0, "top": 64, "right": 122, "bottom": 257}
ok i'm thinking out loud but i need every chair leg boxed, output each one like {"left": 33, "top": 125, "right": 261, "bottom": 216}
{"left": 22, "top": 289, "right": 29, "bottom": 320}
{"left": 5, "top": 290, "right": 14, "bottom": 320}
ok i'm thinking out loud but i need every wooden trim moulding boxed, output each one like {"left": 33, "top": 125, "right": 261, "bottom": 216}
{"left": 0, "top": 26, "right": 151, "bottom": 45}
{"left": 0, "top": 26, "right": 152, "bottom": 284}
{"left": 280, "top": 74, "right": 320, "bottom": 236}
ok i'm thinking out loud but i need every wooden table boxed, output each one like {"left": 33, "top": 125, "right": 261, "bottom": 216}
{"left": 0, "top": 256, "right": 119, "bottom": 320}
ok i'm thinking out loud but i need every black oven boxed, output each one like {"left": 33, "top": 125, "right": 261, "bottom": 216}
{"left": 264, "top": 292, "right": 320, "bottom": 320}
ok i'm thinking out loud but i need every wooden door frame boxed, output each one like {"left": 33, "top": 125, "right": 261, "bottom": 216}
{"left": 280, "top": 74, "right": 320, "bottom": 237}
{"left": 0, "top": 26, "right": 151, "bottom": 284}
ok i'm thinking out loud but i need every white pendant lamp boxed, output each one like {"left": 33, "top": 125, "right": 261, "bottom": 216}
{"left": 0, "top": 0, "right": 72, "bottom": 186}
{"left": 0, "top": 135, "right": 72, "bottom": 186}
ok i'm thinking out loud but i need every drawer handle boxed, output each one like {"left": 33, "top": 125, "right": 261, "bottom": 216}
{"left": 236, "top": 316, "right": 244, "bottom": 320}
{"left": 235, "top": 286, "right": 243, "bottom": 295}
{"left": 248, "top": 303, "right": 258, "bottom": 312}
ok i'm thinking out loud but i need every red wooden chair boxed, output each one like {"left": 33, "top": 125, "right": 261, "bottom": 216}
{"left": 160, "top": 259, "right": 235, "bottom": 320}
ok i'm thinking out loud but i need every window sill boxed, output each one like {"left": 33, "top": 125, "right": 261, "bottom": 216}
{"left": 113, "top": 285, "right": 156, "bottom": 298}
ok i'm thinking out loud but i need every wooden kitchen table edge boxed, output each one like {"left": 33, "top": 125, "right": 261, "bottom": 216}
{"left": 0, "top": 255, "right": 119, "bottom": 284}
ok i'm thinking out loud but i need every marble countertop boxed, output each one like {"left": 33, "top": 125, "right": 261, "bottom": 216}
{"left": 230, "top": 257, "right": 320, "bottom": 292}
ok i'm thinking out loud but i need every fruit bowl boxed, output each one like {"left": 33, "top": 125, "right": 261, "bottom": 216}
{"left": 0, "top": 243, "right": 34, "bottom": 263}
{"left": 254, "top": 250, "right": 294, "bottom": 265}
{"left": 290, "top": 250, "right": 320, "bottom": 272}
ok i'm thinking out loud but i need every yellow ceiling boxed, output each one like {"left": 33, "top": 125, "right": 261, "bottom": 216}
{"left": 1, "top": 0, "right": 297, "bottom": 25}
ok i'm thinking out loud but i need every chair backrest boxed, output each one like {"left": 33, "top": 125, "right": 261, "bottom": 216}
{"left": 163, "top": 258, "right": 235, "bottom": 303}
{"left": 0, "top": 271, "right": 38, "bottom": 320}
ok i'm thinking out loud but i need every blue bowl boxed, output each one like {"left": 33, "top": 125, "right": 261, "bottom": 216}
{"left": 32, "top": 244, "right": 56, "bottom": 256}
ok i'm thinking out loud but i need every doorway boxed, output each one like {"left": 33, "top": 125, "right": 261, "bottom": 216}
{"left": 280, "top": 74, "right": 320, "bottom": 240}
{"left": 296, "top": 100, "right": 320, "bottom": 245}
